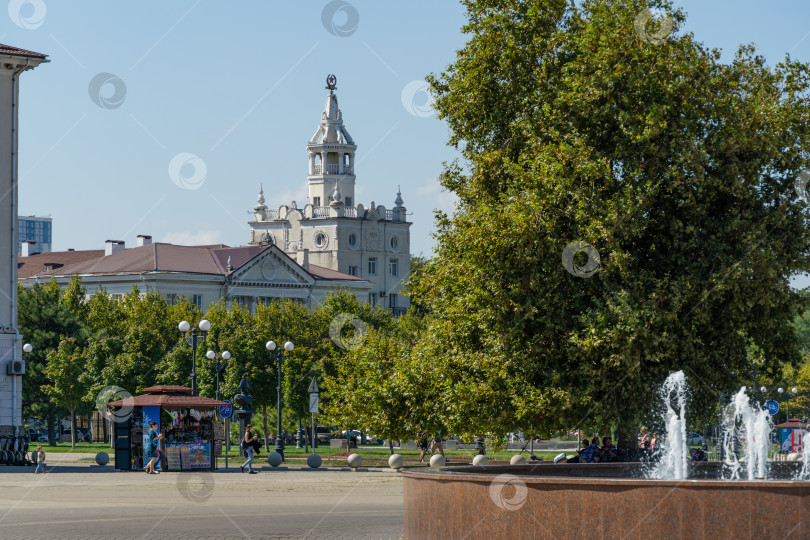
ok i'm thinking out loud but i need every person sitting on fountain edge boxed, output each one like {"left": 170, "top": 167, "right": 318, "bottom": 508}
{"left": 599, "top": 436, "right": 618, "bottom": 462}
{"left": 579, "top": 437, "right": 601, "bottom": 463}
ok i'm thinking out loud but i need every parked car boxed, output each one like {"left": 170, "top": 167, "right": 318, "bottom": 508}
{"left": 686, "top": 432, "right": 704, "bottom": 446}
{"left": 62, "top": 428, "right": 91, "bottom": 443}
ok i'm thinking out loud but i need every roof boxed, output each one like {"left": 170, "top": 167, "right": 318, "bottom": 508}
{"left": 27, "top": 243, "right": 257, "bottom": 278}
{"left": 308, "top": 264, "right": 366, "bottom": 281}
{"left": 17, "top": 249, "right": 104, "bottom": 279}
{"left": 20, "top": 242, "right": 366, "bottom": 282}
{"left": 0, "top": 43, "right": 47, "bottom": 59}
{"left": 774, "top": 419, "right": 810, "bottom": 429}
{"left": 142, "top": 385, "right": 192, "bottom": 394}
{"left": 108, "top": 393, "right": 227, "bottom": 408}
{"left": 107, "top": 386, "right": 224, "bottom": 408}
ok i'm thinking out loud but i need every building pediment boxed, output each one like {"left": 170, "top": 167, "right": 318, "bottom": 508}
{"left": 229, "top": 245, "right": 313, "bottom": 286}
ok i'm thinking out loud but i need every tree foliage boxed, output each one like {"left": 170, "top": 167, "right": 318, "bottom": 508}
{"left": 43, "top": 337, "right": 90, "bottom": 448}
{"left": 410, "top": 0, "right": 810, "bottom": 441}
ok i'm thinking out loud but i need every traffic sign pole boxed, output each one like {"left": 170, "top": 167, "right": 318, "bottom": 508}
{"left": 308, "top": 377, "right": 319, "bottom": 454}
{"left": 219, "top": 399, "right": 233, "bottom": 469}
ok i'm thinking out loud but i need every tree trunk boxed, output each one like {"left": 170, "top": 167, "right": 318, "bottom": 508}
{"left": 389, "top": 439, "right": 394, "bottom": 456}
{"left": 70, "top": 409, "right": 76, "bottom": 449}
{"left": 263, "top": 405, "right": 269, "bottom": 453}
{"left": 46, "top": 407, "right": 56, "bottom": 446}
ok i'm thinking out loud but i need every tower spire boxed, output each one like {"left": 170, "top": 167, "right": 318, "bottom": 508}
{"left": 306, "top": 75, "right": 357, "bottom": 209}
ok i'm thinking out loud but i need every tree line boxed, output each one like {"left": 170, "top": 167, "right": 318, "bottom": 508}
{"left": 18, "top": 0, "right": 810, "bottom": 450}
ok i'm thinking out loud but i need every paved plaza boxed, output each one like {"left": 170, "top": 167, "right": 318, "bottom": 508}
{"left": 0, "top": 461, "right": 404, "bottom": 539}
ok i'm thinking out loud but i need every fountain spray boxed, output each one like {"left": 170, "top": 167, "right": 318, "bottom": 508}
{"left": 652, "top": 371, "right": 689, "bottom": 480}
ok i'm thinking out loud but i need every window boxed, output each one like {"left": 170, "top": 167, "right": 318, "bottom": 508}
{"left": 314, "top": 232, "right": 328, "bottom": 248}
{"left": 193, "top": 294, "right": 203, "bottom": 310}
{"left": 348, "top": 232, "right": 358, "bottom": 248}
{"left": 348, "top": 265, "right": 359, "bottom": 276}
{"left": 313, "top": 197, "right": 321, "bottom": 207}
{"left": 389, "top": 294, "right": 398, "bottom": 308}
{"left": 389, "top": 258, "right": 398, "bottom": 276}
{"left": 165, "top": 293, "right": 177, "bottom": 305}
{"left": 345, "top": 197, "right": 352, "bottom": 207}
{"left": 390, "top": 235, "right": 399, "bottom": 250}
{"left": 369, "top": 293, "right": 377, "bottom": 307}
{"left": 368, "top": 258, "right": 377, "bottom": 275}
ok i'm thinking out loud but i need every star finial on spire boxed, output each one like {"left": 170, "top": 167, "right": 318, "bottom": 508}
{"left": 326, "top": 74, "right": 337, "bottom": 93}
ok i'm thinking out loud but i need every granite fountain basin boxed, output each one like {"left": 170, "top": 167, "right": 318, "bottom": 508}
{"left": 402, "top": 463, "right": 810, "bottom": 539}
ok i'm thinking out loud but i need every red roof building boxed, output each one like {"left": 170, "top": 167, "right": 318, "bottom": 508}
{"left": 18, "top": 238, "right": 372, "bottom": 311}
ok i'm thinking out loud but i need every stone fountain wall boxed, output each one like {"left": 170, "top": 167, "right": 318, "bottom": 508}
{"left": 403, "top": 467, "right": 810, "bottom": 539}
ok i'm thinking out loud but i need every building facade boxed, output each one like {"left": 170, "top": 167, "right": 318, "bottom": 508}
{"left": 248, "top": 76, "right": 411, "bottom": 315}
{"left": 18, "top": 215, "right": 52, "bottom": 254}
{"left": 18, "top": 236, "right": 372, "bottom": 312}
{"left": 0, "top": 44, "right": 47, "bottom": 437}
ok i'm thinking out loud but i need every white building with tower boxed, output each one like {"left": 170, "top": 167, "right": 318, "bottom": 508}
{"left": 0, "top": 44, "right": 47, "bottom": 437}
{"left": 248, "top": 75, "right": 411, "bottom": 314}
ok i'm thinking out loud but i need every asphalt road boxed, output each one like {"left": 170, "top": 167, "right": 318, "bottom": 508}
{"left": 0, "top": 464, "right": 404, "bottom": 539}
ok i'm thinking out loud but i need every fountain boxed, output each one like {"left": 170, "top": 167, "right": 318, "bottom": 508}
{"left": 402, "top": 371, "right": 810, "bottom": 539}
{"left": 650, "top": 371, "right": 688, "bottom": 480}
{"left": 720, "top": 387, "right": 772, "bottom": 480}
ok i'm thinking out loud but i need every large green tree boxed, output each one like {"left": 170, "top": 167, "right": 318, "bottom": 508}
{"left": 413, "top": 0, "right": 810, "bottom": 443}
{"left": 17, "top": 279, "right": 88, "bottom": 445}
{"left": 43, "top": 337, "right": 91, "bottom": 448}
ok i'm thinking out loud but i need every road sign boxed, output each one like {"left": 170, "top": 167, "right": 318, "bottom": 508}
{"left": 767, "top": 400, "right": 780, "bottom": 415}
{"left": 309, "top": 394, "right": 319, "bottom": 413}
{"left": 219, "top": 399, "right": 233, "bottom": 419}
{"left": 308, "top": 377, "right": 319, "bottom": 394}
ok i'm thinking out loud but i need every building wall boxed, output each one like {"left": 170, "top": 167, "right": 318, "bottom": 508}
{"left": 0, "top": 69, "right": 17, "bottom": 330}
{"left": 253, "top": 215, "right": 411, "bottom": 310}
{"left": 0, "top": 333, "right": 22, "bottom": 434}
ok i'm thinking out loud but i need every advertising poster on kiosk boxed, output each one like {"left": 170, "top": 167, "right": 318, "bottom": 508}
{"left": 780, "top": 428, "right": 807, "bottom": 453}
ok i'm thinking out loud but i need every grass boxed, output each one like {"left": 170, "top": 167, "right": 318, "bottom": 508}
{"left": 37, "top": 442, "right": 113, "bottom": 453}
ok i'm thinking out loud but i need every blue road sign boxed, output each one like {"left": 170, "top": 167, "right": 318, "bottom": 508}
{"left": 767, "top": 400, "right": 780, "bottom": 415}
{"left": 219, "top": 399, "right": 233, "bottom": 419}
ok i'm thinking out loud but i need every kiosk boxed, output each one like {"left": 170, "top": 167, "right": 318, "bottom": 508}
{"left": 775, "top": 418, "right": 810, "bottom": 453}
{"left": 108, "top": 385, "right": 227, "bottom": 471}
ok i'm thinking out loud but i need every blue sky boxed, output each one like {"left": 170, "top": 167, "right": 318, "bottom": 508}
{"left": 6, "top": 1, "right": 810, "bottom": 282}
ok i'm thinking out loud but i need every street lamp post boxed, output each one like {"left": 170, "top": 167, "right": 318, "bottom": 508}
{"left": 178, "top": 319, "right": 211, "bottom": 395}
{"left": 206, "top": 349, "right": 231, "bottom": 468}
{"left": 266, "top": 340, "right": 294, "bottom": 460}
{"left": 778, "top": 387, "right": 798, "bottom": 423}
{"left": 205, "top": 349, "right": 231, "bottom": 401}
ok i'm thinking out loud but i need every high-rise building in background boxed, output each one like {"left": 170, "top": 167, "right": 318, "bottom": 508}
{"left": 17, "top": 215, "right": 52, "bottom": 255}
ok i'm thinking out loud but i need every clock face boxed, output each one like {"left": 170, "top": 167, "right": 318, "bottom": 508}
{"left": 261, "top": 259, "right": 277, "bottom": 280}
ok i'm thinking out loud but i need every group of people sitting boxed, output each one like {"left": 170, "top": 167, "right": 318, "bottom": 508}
{"left": 565, "top": 436, "right": 618, "bottom": 463}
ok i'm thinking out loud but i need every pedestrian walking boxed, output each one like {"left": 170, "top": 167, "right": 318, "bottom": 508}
{"left": 430, "top": 434, "right": 445, "bottom": 457}
{"left": 417, "top": 433, "right": 430, "bottom": 463}
{"left": 33, "top": 445, "right": 46, "bottom": 474}
{"left": 241, "top": 424, "right": 258, "bottom": 474}
{"left": 143, "top": 421, "right": 163, "bottom": 474}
